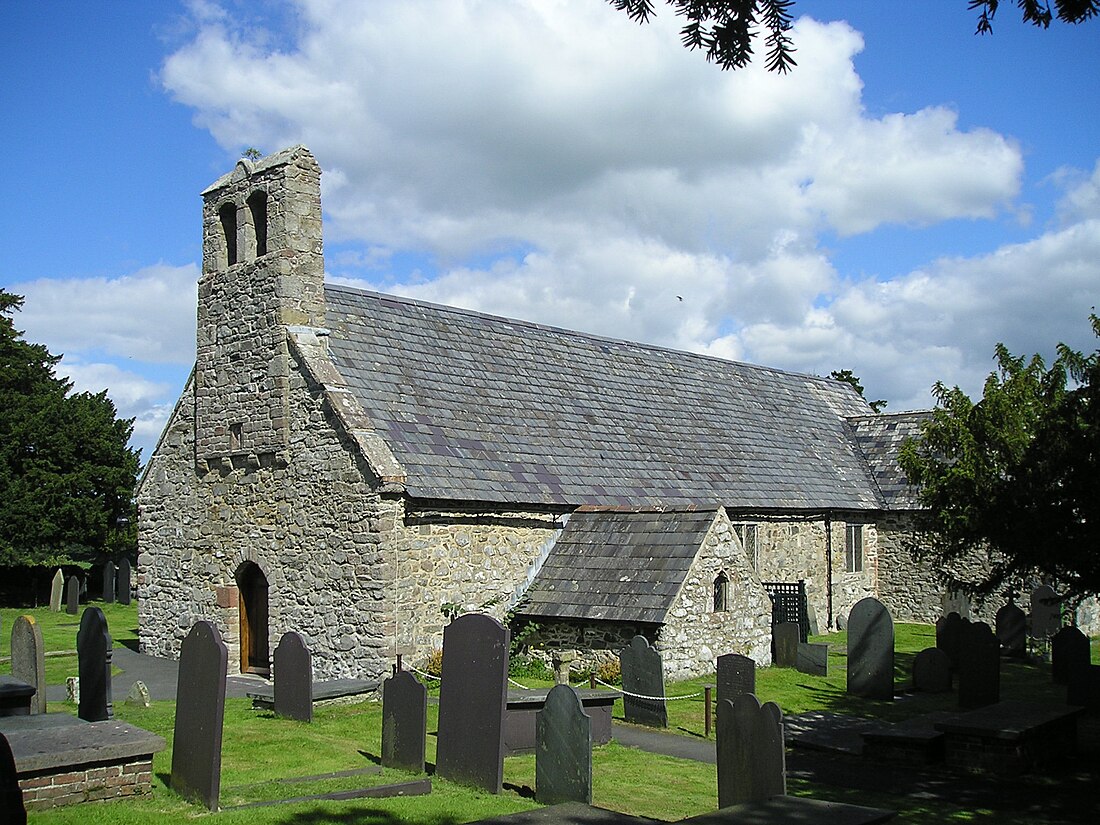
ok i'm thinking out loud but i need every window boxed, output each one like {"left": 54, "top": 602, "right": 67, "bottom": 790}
{"left": 713, "top": 572, "right": 730, "bottom": 612}
{"left": 230, "top": 422, "right": 244, "bottom": 451}
{"left": 845, "top": 525, "right": 864, "bottom": 573}
{"left": 248, "top": 190, "right": 268, "bottom": 257}
{"left": 219, "top": 203, "right": 238, "bottom": 266}
{"left": 733, "top": 523, "right": 759, "bottom": 570}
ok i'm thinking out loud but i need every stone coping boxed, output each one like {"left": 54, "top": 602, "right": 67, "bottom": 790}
{"left": 680, "top": 796, "right": 896, "bottom": 824}
{"left": 506, "top": 688, "right": 621, "bottom": 707}
{"left": 0, "top": 676, "right": 35, "bottom": 698}
{"left": 468, "top": 801, "right": 659, "bottom": 824}
{"left": 862, "top": 711, "right": 960, "bottom": 744}
{"left": 933, "top": 701, "right": 1084, "bottom": 741}
{"left": 246, "top": 678, "right": 379, "bottom": 704}
{"left": 0, "top": 713, "right": 165, "bottom": 773}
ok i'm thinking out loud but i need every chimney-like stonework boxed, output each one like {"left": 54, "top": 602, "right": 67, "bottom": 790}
{"left": 194, "top": 146, "right": 324, "bottom": 473}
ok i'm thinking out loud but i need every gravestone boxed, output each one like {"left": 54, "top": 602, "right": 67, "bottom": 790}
{"left": 716, "top": 693, "right": 785, "bottom": 808}
{"left": 65, "top": 575, "right": 80, "bottom": 615}
{"left": 943, "top": 591, "right": 970, "bottom": 619}
{"left": 1030, "top": 585, "right": 1061, "bottom": 641}
{"left": 436, "top": 613, "right": 510, "bottom": 794}
{"left": 126, "top": 680, "right": 151, "bottom": 708}
{"left": 995, "top": 603, "right": 1027, "bottom": 658}
{"left": 0, "top": 731, "right": 27, "bottom": 825}
{"left": 958, "top": 621, "right": 999, "bottom": 709}
{"left": 1067, "top": 663, "right": 1100, "bottom": 711}
{"left": 795, "top": 642, "right": 829, "bottom": 677}
{"left": 716, "top": 653, "right": 755, "bottom": 707}
{"left": 117, "top": 557, "right": 132, "bottom": 606}
{"left": 382, "top": 669, "right": 427, "bottom": 773}
{"left": 772, "top": 622, "right": 800, "bottom": 668}
{"left": 1051, "top": 626, "right": 1090, "bottom": 685}
{"left": 49, "top": 568, "right": 64, "bottom": 612}
{"left": 846, "top": 597, "right": 894, "bottom": 700}
{"left": 936, "top": 612, "right": 965, "bottom": 671}
{"left": 535, "top": 684, "right": 592, "bottom": 805}
{"left": 619, "top": 635, "right": 668, "bottom": 728}
{"left": 102, "top": 560, "right": 116, "bottom": 604}
{"left": 10, "top": 615, "right": 46, "bottom": 714}
{"left": 170, "top": 621, "right": 228, "bottom": 811}
{"left": 273, "top": 631, "right": 312, "bottom": 722}
{"left": 912, "top": 647, "right": 952, "bottom": 693}
{"left": 77, "top": 606, "right": 112, "bottom": 722}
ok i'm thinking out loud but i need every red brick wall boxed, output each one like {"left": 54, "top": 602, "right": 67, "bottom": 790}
{"left": 19, "top": 757, "right": 154, "bottom": 810}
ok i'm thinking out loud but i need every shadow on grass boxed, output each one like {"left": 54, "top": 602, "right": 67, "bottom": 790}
{"left": 274, "top": 806, "right": 460, "bottom": 825}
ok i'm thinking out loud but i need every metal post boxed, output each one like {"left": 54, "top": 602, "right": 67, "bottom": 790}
{"left": 704, "top": 685, "right": 713, "bottom": 738}
{"left": 590, "top": 673, "right": 596, "bottom": 690}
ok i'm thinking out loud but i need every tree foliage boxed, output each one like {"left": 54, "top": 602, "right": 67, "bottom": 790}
{"left": 899, "top": 316, "right": 1100, "bottom": 605}
{"left": 610, "top": 0, "right": 1097, "bottom": 72}
{"left": 0, "top": 289, "right": 140, "bottom": 566}
{"left": 830, "top": 369, "right": 887, "bottom": 413}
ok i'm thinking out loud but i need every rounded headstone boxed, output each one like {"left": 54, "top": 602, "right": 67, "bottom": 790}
{"left": 912, "top": 647, "right": 952, "bottom": 693}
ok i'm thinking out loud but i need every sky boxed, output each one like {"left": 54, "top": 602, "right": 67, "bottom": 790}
{"left": 2, "top": 1, "right": 1098, "bottom": 462}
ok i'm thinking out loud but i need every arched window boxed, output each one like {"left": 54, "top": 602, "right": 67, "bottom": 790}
{"left": 247, "top": 190, "right": 268, "bottom": 257}
{"left": 713, "top": 571, "right": 730, "bottom": 613}
{"left": 219, "top": 203, "right": 238, "bottom": 266}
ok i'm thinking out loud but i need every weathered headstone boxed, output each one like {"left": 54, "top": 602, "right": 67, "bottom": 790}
{"left": 535, "top": 684, "right": 592, "bottom": 805}
{"left": 936, "top": 611, "right": 965, "bottom": 672}
{"left": 795, "top": 642, "right": 829, "bottom": 677}
{"left": 0, "top": 731, "right": 27, "bottom": 825}
{"left": 1067, "top": 663, "right": 1100, "bottom": 711}
{"left": 958, "top": 621, "right": 999, "bottom": 709}
{"left": 77, "top": 606, "right": 112, "bottom": 722}
{"left": 170, "top": 621, "right": 228, "bottom": 811}
{"left": 1030, "top": 585, "right": 1061, "bottom": 641}
{"left": 1051, "top": 625, "right": 1090, "bottom": 685}
{"left": 436, "top": 613, "right": 510, "bottom": 794}
{"left": 10, "top": 615, "right": 46, "bottom": 715}
{"left": 716, "top": 653, "right": 755, "bottom": 707}
{"left": 619, "top": 635, "right": 668, "bottom": 728}
{"left": 117, "top": 557, "right": 132, "bottom": 606}
{"left": 382, "top": 669, "right": 427, "bottom": 773}
{"left": 943, "top": 590, "right": 971, "bottom": 619}
{"left": 273, "top": 631, "right": 312, "bottom": 722}
{"left": 847, "top": 597, "right": 894, "bottom": 700}
{"left": 772, "top": 622, "right": 800, "bottom": 668}
{"left": 911, "top": 647, "right": 952, "bottom": 693}
{"left": 995, "top": 603, "right": 1027, "bottom": 658}
{"left": 102, "top": 560, "right": 116, "bottom": 604}
{"left": 716, "top": 694, "right": 785, "bottom": 808}
{"left": 65, "top": 575, "right": 80, "bottom": 615}
{"left": 49, "top": 568, "right": 64, "bottom": 612}
{"left": 126, "top": 680, "right": 151, "bottom": 708}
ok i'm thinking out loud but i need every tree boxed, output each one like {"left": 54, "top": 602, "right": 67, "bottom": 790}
{"left": 609, "top": 0, "right": 1097, "bottom": 73}
{"left": 0, "top": 289, "right": 140, "bottom": 567}
{"left": 830, "top": 369, "right": 887, "bottom": 413}
{"left": 898, "top": 316, "right": 1100, "bottom": 605}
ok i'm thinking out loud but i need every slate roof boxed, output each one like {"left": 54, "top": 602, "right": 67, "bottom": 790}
{"left": 848, "top": 412, "right": 930, "bottom": 510}
{"left": 517, "top": 510, "right": 719, "bottom": 623}
{"left": 323, "top": 284, "right": 886, "bottom": 511}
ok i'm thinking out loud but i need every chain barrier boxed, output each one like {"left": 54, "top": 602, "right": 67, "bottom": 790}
{"left": 403, "top": 663, "right": 441, "bottom": 681}
{"left": 594, "top": 677, "right": 703, "bottom": 701}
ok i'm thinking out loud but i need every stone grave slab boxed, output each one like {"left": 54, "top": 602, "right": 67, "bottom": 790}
{"left": 505, "top": 688, "right": 618, "bottom": 755}
{"left": 536, "top": 684, "right": 592, "bottom": 805}
{"left": 65, "top": 575, "right": 79, "bottom": 615}
{"left": 935, "top": 612, "right": 965, "bottom": 672}
{"left": 1067, "top": 663, "right": 1100, "bottom": 712}
{"left": 102, "top": 560, "right": 116, "bottom": 604}
{"left": 49, "top": 569, "right": 64, "bottom": 612}
{"left": 10, "top": 616, "right": 46, "bottom": 715}
{"left": 118, "top": 558, "right": 132, "bottom": 606}
{"left": 620, "top": 635, "right": 667, "bottom": 728}
{"left": 0, "top": 677, "right": 36, "bottom": 717}
{"left": 170, "top": 620, "right": 228, "bottom": 811}
{"left": 681, "top": 796, "right": 896, "bottom": 825}
{"left": 382, "top": 669, "right": 427, "bottom": 773}
{"left": 1029, "top": 585, "right": 1061, "bottom": 641}
{"left": 1051, "top": 626, "right": 1090, "bottom": 685}
{"left": 935, "top": 700, "right": 1082, "bottom": 775}
{"left": 77, "top": 607, "right": 112, "bottom": 722}
{"left": 795, "top": 642, "right": 828, "bottom": 677}
{"left": 716, "top": 693, "right": 785, "bottom": 807}
{"left": 716, "top": 653, "right": 755, "bottom": 708}
{"left": 0, "top": 731, "right": 27, "bottom": 825}
{"left": 995, "top": 603, "right": 1027, "bottom": 658}
{"left": 958, "top": 621, "right": 999, "bottom": 709}
{"left": 846, "top": 597, "right": 894, "bottom": 700}
{"left": 772, "top": 622, "right": 800, "bottom": 668}
{"left": 912, "top": 647, "right": 952, "bottom": 693}
{"left": 436, "top": 613, "right": 509, "bottom": 794}
{"left": 273, "top": 631, "right": 312, "bottom": 722}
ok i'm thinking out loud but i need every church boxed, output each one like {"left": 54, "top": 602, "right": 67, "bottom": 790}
{"left": 136, "top": 146, "right": 939, "bottom": 681}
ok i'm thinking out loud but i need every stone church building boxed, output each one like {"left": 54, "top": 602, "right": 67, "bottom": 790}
{"left": 137, "top": 146, "right": 941, "bottom": 682}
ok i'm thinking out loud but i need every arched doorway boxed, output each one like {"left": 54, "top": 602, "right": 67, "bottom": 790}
{"left": 236, "top": 562, "right": 270, "bottom": 675}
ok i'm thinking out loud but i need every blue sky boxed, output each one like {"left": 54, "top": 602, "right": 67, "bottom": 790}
{"left": 2, "top": 1, "right": 1098, "bottom": 460}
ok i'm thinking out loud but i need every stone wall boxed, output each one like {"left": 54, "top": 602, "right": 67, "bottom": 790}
{"left": 875, "top": 512, "right": 944, "bottom": 622}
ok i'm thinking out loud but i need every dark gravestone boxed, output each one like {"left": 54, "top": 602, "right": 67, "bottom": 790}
{"left": 958, "top": 621, "right": 999, "bottom": 709}
{"left": 1051, "top": 626, "right": 1090, "bottom": 685}
{"left": 912, "top": 647, "right": 952, "bottom": 693}
{"left": 117, "top": 557, "right": 132, "bottom": 606}
{"left": 847, "top": 597, "right": 894, "bottom": 700}
{"left": 716, "top": 653, "right": 755, "bottom": 707}
{"left": 436, "top": 613, "right": 510, "bottom": 794}
{"left": 1067, "top": 663, "right": 1100, "bottom": 711}
{"left": 0, "top": 731, "right": 27, "bottom": 825}
{"left": 382, "top": 669, "right": 427, "bottom": 773}
{"left": 772, "top": 622, "right": 800, "bottom": 668}
{"left": 619, "top": 635, "right": 667, "bottom": 728}
{"left": 171, "top": 621, "right": 228, "bottom": 811}
{"left": 936, "top": 612, "right": 965, "bottom": 672}
{"left": 102, "top": 560, "right": 116, "bottom": 604}
{"left": 795, "top": 642, "right": 829, "bottom": 677}
{"left": 10, "top": 616, "right": 46, "bottom": 715}
{"left": 716, "top": 694, "right": 785, "bottom": 808}
{"left": 273, "top": 631, "right": 312, "bottom": 722}
{"left": 49, "top": 568, "right": 64, "bottom": 612}
{"left": 77, "top": 607, "right": 112, "bottom": 722}
{"left": 1030, "top": 585, "right": 1061, "bottom": 641}
{"left": 536, "top": 684, "right": 592, "bottom": 805}
{"left": 65, "top": 575, "right": 80, "bottom": 615}
{"left": 995, "top": 603, "right": 1027, "bottom": 658}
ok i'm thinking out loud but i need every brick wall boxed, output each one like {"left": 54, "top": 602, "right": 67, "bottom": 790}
{"left": 19, "top": 757, "right": 154, "bottom": 810}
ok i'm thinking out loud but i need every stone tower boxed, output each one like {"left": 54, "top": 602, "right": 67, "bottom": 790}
{"left": 194, "top": 146, "right": 324, "bottom": 473}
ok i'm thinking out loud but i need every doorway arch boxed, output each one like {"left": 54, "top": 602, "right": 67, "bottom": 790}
{"left": 235, "top": 561, "right": 270, "bottom": 675}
